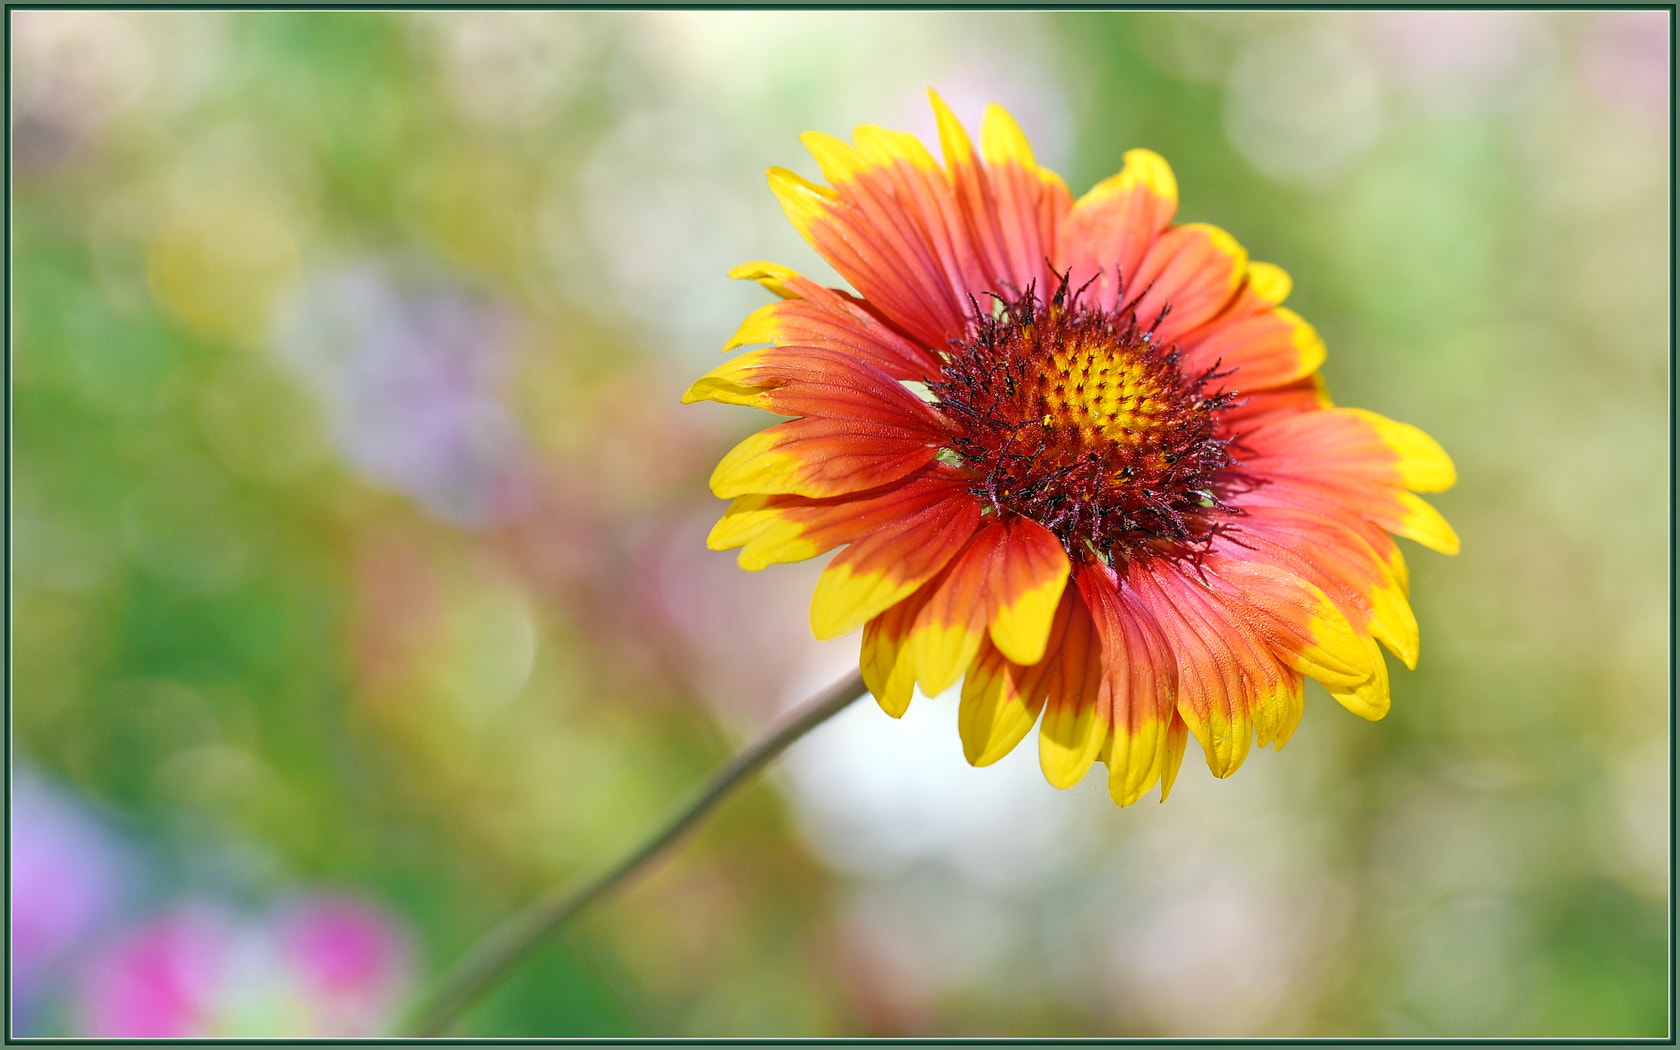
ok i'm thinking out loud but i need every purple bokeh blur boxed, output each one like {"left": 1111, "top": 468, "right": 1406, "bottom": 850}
{"left": 275, "top": 263, "right": 529, "bottom": 529}
{"left": 10, "top": 768, "right": 130, "bottom": 1033}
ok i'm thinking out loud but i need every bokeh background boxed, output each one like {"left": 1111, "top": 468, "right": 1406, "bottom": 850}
{"left": 10, "top": 9, "right": 1670, "bottom": 1038}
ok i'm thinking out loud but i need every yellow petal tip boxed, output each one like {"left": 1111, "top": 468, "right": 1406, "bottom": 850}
{"left": 727, "top": 260, "right": 801, "bottom": 298}
{"left": 1246, "top": 261, "right": 1293, "bottom": 305}
{"left": 1117, "top": 148, "right": 1178, "bottom": 209}
{"left": 979, "top": 102, "right": 1037, "bottom": 170}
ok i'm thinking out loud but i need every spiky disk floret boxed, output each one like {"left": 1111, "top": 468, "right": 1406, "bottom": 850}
{"left": 930, "top": 277, "right": 1246, "bottom": 565}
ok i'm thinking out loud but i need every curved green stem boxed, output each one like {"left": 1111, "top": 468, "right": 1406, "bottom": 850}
{"left": 396, "top": 667, "right": 869, "bottom": 1038}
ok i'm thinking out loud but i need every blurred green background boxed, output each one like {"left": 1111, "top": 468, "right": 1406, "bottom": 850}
{"left": 10, "top": 10, "right": 1670, "bottom": 1038}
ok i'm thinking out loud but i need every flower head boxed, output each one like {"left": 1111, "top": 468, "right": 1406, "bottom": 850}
{"left": 686, "top": 93, "right": 1457, "bottom": 805}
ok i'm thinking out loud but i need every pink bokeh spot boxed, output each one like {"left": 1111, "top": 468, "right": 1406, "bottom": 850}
{"left": 278, "top": 893, "right": 413, "bottom": 1030}
{"left": 77, "top": 906, "right": 225, "bottom": 1038}
{"left": 72, "top": 892, "right": 414, "bottom": 1038}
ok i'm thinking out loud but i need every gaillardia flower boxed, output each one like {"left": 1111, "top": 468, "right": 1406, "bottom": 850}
{"left": 685, "top": 93, "right": 1457, "bottom": 805}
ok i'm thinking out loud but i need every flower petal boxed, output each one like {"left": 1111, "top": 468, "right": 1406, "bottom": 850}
{"left": 708, "top": 416, "right": 940, "bottom": 499}
{"left": 1392, "top": 492, "right": 1460, "bottom": 555}
{"left": 1129, "top": 222, "right": 1248, "bottom": 344}
{"left": 977, "top": 102, "right": 1071, "bottom": 300}
{"left": 1082, "top": 562, "right": 1180, "bottom": 806}
{"left": 1238, "top": 408, "right": 1461, "bottom": 555}
{"left": 809, "top": 485, "right": 982, "bottom": 638}
{"left": 1158, "top": 711, "right": 1191, "bottom": 802}
{"left": 770, "top": 162, "right": 956, "bottom": 347}
{"left": 684, "top": 345, "right": 946, "bottom": 432}
{"left": 902, "top": 541, "right": 993, "bottom": 698}
{"left": 1036, "top": 578, "right": 1110, "bottom": 789}
{"left": 1129, "top": 560, "right": 1303, "bottom": 778}
{"left": 1241, "top": 406, "right": 1456, "bottom": 495}
{"left": 1181, "top": 292, "right": 1327, "bottom": 392}
{"left": 889, "top": 514, "right": 1071, "bottom": 698}
{"left": 1247, "top": 460, "right": 1462, "bottom": 561}
{"left": 1061, "top": 148, "right": 1179, "bottom": 312}
{"left": 708, "top": 468, "right": 973, "bottom": 571}
{"left": 860, "top": 584, "right": 933, "bottom": 718}
{"left": 767, "top": 166, "right": 838, "bottom": 242}
{"left": 1210, "top": 508, "right": 1402, "bottom": 717}
{"left": 863, "top": 512, "right": 1069, "bottom": 722}
{"left": 857, "top": 122, "right": 994, "bottom": 305}
{"left": 1324, "top": 634, "right": 1392, "bottom": 720}
{"left": 929, "top": 89, "right": 1016, "bottom": 298}
{"left": 1202, "top": 553, "right": 1379, "bottom": 686}
{"left": 778, "top": 100, "right": 1077, "bottom": 350}
{"left": 707, "top": 493, "right": 824, "bottom": 569}
{"left": 1219, "top": 374, "right": 1333, "bottom": 428}
{"left": 784, "top": 131, "right": 969, "bottom": 348}
{"left": 1343, "top": 408, "right": 1457, "bottom": 492}
{"left": 814, "top": 125, "right": 975, "bottom": 307}
{"left": 1221, "top": 504, "right": 1420, "bottom": 670}
{"left": 726, "top": 260, "right": 803, "bottom": 298}
{"left": 957, "top": 612, "right": 1062, "bottom": 766}
{"left": 723, "top": 264, "right": 938, "bottom": 379}
{"left": 1244, "top": 261, "right": 1292, "bottom": 305}
{"left": 983, "top": 516, "right": 1070, "bottom": 666}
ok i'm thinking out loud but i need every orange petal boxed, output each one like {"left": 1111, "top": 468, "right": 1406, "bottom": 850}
{"left": 1128, "top": 222, "right": 1248, "bottom": 344}
{"left": 708, "top": 468, "right": 975, "bottom": 571}
{"left": 983, "top": 516, "right": 1070, "bottom": 665}
{"left": 790, "top": 132, "right": 970, "bottom": 349}
{"left": 903, "top": 539, "right": 994, "bottom": 698}
{"left": 1237, "top": 409, "right": 1460, "bottom": 556}
{"left": 1219, "top": 374, "right": 1333, "bottom": 428}
{"left": 781, "top": 101, "right": 1081, "bottom": 350}
{"left": 1080, "top": 562, "right": 1180, "bottom": 806}
{"left": 724, "top": 264, "right": 939, "bottom": 379}
{"left": 1241, "top": 407, "right": 1455, "bottom": 496}
{"left": 854, "top": 122, "right": 993, "bottom": 317}
{"left": 860, "top": 584, "right": 936, "bottom": 718}
{"left": 1180, "top": 289, "right": 1326, "bottom": 391}
{"left": 1345, "top": 408, "right": 1457, "bottom": 492}
{"left": 976, "top": 102, "right": 1072, "bottom": 301}
{"left": 809, "top": 486, "right": 982, "bottom": 638}
{"left": 1202, "top": 551, "right": 1380, "bottom": 686}
{"left": 684, "top": 346, "right": 949, "bottom": 440}
{"left": 957, "top": 609, "right": 1062, "bottom": 766}
{"left": 1036, "top": 579, "right": 1109, "bottom": 789}
{"left": 1220, "top": 504, "right": 1418, "bottom": 670}
{"left": 928, "top": 89, "right": 1016, "bottom": 300}
{"left": 772, "top": 165, "right": 958, "bottom": 352}
{"left": 888, "top": 514, "right": 1070, "bottom": 698}
{"left": 1129, "top": 560, "right": 1303, "bottom": 777}
{"left": 708, "top": 416, "right": 941, "bottom": 499}
{"left": 1060, "top": 148, "right": 1178, "bottom": 313}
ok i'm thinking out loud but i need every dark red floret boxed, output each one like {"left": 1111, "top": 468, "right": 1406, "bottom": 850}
{"left": 927, "top": 274, "right": 1250, "bottom": 567}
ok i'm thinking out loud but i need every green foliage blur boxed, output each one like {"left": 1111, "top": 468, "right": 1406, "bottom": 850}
{"left": 11, "top": 10, "right": 1669, "bottom": 1037}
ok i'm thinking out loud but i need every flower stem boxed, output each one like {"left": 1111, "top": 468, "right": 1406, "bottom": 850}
{"left": 396, "top": 667, "right": 869, "bottom": 1038}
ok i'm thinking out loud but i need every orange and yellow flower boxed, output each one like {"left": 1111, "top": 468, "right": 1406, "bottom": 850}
{"left": 686, "top": 93, "right": 1458, "bottom": 805}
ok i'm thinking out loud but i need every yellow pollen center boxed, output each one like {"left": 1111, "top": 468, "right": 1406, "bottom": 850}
{"left": 1043, "top": 343, "right": 1164, "bottom": 443}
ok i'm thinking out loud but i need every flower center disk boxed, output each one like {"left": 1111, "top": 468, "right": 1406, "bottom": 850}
{"left": 930, "top": 284, "right": 1242, "bottom": 564}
